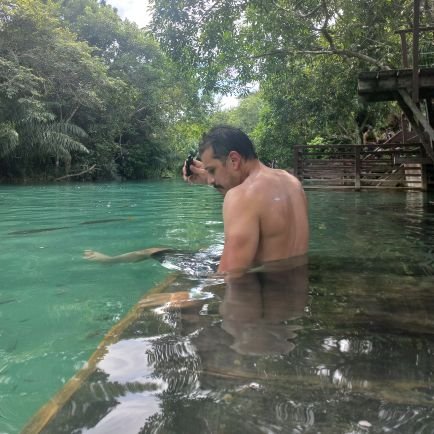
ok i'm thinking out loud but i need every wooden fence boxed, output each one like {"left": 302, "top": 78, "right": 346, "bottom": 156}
{"left": 293, "top": 143, "right": 432, "bottom": 190}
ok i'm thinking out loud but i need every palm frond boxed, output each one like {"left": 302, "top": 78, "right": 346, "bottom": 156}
{"left": 40, "top": 130, "right": 89, "bottom": 155}
{"left": 0, "top": 122, "right": 19, "bottom": 157}
{"left": 50, "top": 122, "right": 88, "bottom": 139}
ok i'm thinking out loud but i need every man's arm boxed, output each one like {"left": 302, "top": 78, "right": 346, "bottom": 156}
{"left": 218, "top": 189, "right": 259, "bottom": 273}
{"left": 83, "top": 247, "right": 172, "bottom": 263}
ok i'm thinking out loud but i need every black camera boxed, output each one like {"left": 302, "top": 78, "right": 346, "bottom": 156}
{"left": 185, "top": 153, "right": 195, "bottom": 177}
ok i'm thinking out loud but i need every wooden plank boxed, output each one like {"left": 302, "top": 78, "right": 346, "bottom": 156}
{"left": 304, "top": 169, "right": 355, "bottom": 173}
{"left": 361, "top": 165, "right": 395, "bottom": 170}
{"left": 361, "top": 179, "right": 406, "bottom": 184}
{"left": 304, "top": 159, "right": 355, "bottom": 163}
{"left": 361, "top": 173, "right": 398, "bottom": 177}
{"left": 304, "top": 168, "right": 354, "bottom": 172}
{"left": 394, "top": 157, "right": 432, "bottom": 164}
{"left": 303, "top": 186, "right": 357, "bottom": 190}
{"left": 361, "top": 186, "right": 414, "bottom": 189}
{"left": 361, "top": 164, "right": 395, "bottom": 168}
{"left": 304, "top": 176, "right": 354, "bottom": 179}
{"left": 303, "top": 167, "right": 355, "bottom": 172}
{"left": 361, "top": 164, "right": 394, "bottom": 168}
{"left": 361, "top": 167, "right": 394, "bottom": 171}
{"left": 304, "top": 172, "right": 355, "bottom": 176}
{"left": 303, "top": 178, "right": 355, "bottom": 182}
{"left": 362, "top": 149, "right": 417, "bottom": 155}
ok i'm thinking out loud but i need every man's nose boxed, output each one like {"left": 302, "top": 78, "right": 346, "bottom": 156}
{"left": 207, "top": 174, "right": 215, "bottom": 185}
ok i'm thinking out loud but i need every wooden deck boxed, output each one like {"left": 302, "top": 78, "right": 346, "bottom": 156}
{"left": 293, "top": 143, "right": 432, "bottom": 191}
{"left": 358, "top": 68, "right": 434, "bottom": 102}
{"left": 357, "top": 7, "right": 434, "bottom": 164}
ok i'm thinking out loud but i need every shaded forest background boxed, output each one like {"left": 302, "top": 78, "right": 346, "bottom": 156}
{"left": 0, "top": 0, "right": 431, "bottom": 182}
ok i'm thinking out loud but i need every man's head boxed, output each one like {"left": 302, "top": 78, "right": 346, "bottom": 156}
{"left": 198, "top": 126, "right": 258, "bottom": 195}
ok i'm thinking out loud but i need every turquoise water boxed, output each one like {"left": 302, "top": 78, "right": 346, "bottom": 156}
{"left": 0, "top": 181, "right": 222, "bottom": 434}
{"left": 0, "top": 182, "right": 434, "bottom": 433}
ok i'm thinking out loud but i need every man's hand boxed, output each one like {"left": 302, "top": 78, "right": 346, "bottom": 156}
{"left": 183, "top": 158, "right": 208, "bottom": 184}
{"left": 83, "top": 250, "right": 112, "bottom": 262}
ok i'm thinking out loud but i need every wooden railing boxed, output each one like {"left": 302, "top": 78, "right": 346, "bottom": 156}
{"left": 293, "top": 143, "right": 430, "bottom": 190}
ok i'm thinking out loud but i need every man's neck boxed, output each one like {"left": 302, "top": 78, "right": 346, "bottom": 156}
{"left": 240, "top": 159, "right": 262, "bottom": 181}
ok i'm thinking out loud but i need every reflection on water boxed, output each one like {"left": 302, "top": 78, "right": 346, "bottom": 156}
{"left": 220, "top": 259, "right": 308, "bottom": 355}
{"left": 35, "top": 254, "right": 434, "bottom": 433}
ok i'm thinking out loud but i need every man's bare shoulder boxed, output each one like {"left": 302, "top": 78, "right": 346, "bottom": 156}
{"left": 274, "top": 168, "right": 303, "bottom": 185}
{"left": 225, "top": 167, "right": 304, "bottom": 205}
{"left": 251, "top": 167, "right": 304, "bottom": 193}
{"left": 223, "top": 183, "right": 249, "bottom": 205}
{"left": 222, "top": 182, "right": 260, "bottom": 218}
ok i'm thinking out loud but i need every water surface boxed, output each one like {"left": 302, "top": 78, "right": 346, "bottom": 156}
{"left": 0, "top": 182, "right": 433, "bottom": 433}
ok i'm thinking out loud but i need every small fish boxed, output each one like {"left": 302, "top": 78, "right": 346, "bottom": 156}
{"left": 79, "top": 218, "right": 127, "bottom": 225}
{"left": 85, "top": 330, "right": 102, "bottom": 339}
{"left": 0, "top": 298, "right": 17, "bottom": 305}
{"left": 8, "top": 227, "right": 71, "bottom": 235}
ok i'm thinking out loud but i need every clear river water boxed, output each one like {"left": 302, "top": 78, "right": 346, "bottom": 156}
{"left": 0, "top": 181, "right": 433, "bottom": 433}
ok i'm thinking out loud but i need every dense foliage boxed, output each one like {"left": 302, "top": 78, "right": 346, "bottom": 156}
{"left": 0, "top": 0, "right": 204, "bottom": 181}
{"left": 2, "top": 0, "right": 432, "bottom": 180}
{"left": 152, "top": 0, "right": 433, "bottom": 167}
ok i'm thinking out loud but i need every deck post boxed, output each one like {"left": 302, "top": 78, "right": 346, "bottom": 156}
{"left": 298, "top": 147, "right": 304, "bottom": 182}
{"left": 398, "top": 31, "right": 410, "bottom": 68}
{"left": 426, "top": 97, "right": 434, "bottom": 128}
{"left": 421, "top": 164, "right": 428, "bottom": 191}
{"left": 355, "top": 145, "right": 361, "bottom": 191}
{"left": 293, "top": 146, "right": 299, "bottom": 178}
{"left": 412, "top": 0, "right": 420, "bottom": 103}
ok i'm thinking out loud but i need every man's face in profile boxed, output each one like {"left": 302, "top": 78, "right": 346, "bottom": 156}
{"left": 200, "top": 147, "right": 238, "bottom": 196}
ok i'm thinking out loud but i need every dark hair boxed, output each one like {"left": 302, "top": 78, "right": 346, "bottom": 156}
{"left": 199, "top": 125, "right": 257, "bottom": 161}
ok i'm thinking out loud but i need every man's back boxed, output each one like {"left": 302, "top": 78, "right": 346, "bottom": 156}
{"left": 229, "top": 165, "right": 309, "bottom": 265}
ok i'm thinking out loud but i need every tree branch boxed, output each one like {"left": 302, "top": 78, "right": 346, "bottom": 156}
{"left": 319, "top": 0, "right": 337, "bottom": 51}
{"left": 335, "top": 49, "right": 391, "bottom": 70}
{"left": 270, "top": 0, "right": 321, "bottom": 18}
{"left": 66, "top": 103, "right": 81, "bottom": 123}
{"left": 55, "top": 164, "right": 96, "bottom": 181}
{"left": 249, "top": 48, "right": 391, "bottom": 69}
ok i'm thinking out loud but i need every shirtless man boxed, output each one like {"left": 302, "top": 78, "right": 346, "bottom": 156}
{"left": 187, "top": 126, "right": 308, "bottom": 272}
{"left": 84, "top": 126, "right": 309, "bottom": 272}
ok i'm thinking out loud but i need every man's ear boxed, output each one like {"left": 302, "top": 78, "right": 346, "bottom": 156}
{"left": 228, "top": 151, "right": 242, "bottom": 169}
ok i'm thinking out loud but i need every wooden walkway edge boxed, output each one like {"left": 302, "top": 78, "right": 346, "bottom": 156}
{"left": 20, "top": 274, "right": 182, "bottom": 434}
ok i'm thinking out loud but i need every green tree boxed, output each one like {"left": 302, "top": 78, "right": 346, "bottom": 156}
{"left": 212, "top": 93, "right": 265, "bottom": 137}
{"left": 0, "top": 0, "right": 109, "bottom": 178}
{"left": 0, "top": 0, "right": 205, "bottom": 181}
{"left": 152, "top": 0, "right": 424, "bottom": 165}
{"left": 58, "top": 0, "right": 206, "bottom": 179}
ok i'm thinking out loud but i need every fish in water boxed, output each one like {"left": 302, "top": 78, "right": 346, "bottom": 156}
{"left": 8, "top": 217, "right": 135, "bottom": 235}
{"left": 79, "top": 218, "right": 132, "bottom": 225}
{"left": 8, "top": 227, "right": 71, "bottom": 235}
{"left": 0, "top": 298, "right": 17, "bottom": 305}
